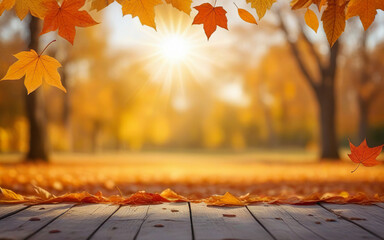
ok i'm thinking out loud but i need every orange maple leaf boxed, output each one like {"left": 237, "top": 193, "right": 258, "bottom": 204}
{"left": 321, "top": 0, "right": 346, "bottom": 47}
{"left": 192, "top": 3, "right": 228, "bottom": 40}
{"left": 348, "top": 139, "right": 383, "bottom": 173}
{"left": 1, "top": 41, "right": 66, "bottom": 94}
{"left": 346, "top": 0, "right": 384, "bottom": 31}
{"left": 41, "top": 0, "right": 98, "bottom": 45}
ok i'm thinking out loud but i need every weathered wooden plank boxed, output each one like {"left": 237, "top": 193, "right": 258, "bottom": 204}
{"left": 30, "top": 204, "right": 119, "bottom": 240}
{"left": 136, "top": 202, "right": 192, "bottom": 240}
{"left": 247, "top": 204, "right": 323, "bottom": 240}
{"left": 321, "top": 203, "right": 384, "bottom": 238}
{"left": 0, "top": 204, "right": 73, "bottom": 240}
{"left": 281, "top": 204, "right": 379, "bottom": 240}
{"left": 191, "top": 203, "right": 273, "bottom": 240}
{"left": 0, "top": 204, "right": 28, "bottom": 219}
{"left": 376, "top": 203, "right": 384, "bottom": 209}
{"left": 91, "top": 205, "right": 148, "bottom": 240}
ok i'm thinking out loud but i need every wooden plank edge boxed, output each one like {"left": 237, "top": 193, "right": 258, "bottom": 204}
{"left": 245, "top": 205, "right": 277, "bottom": 240}
{"left": 25, "top": 204, "right": 75, "bottom": 240}
{"left": 318, "top": 203, "right": 384, "bottom": 240}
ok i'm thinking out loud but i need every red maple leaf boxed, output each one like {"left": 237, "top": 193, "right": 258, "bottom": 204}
{"left": 192, "top": 3, "right": 228, "bottom": 40}
{"left": 348, "top": 139, "right": 383, "bottom": 173}
{"left": 41, "top": 0, "right": 98, "bottom": 44}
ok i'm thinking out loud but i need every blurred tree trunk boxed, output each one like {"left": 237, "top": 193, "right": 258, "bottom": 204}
{"left": 358, "top": 97, "right": 368, "bottom": 141}
{"left": 25, "top": 16, "right": 49, "bottom": 161}
{"left": 279, "top": 13, "right": 340, "bottom": 160}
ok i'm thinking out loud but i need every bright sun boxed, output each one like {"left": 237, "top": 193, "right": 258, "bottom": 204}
{"left": 131, "top": 4, "right": 222, "bottom": 109}
{"left": 160, "top": 34, "right": 191, "bottom": 63}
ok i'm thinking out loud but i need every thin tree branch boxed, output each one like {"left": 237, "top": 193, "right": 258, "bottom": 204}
{"left": 277, "top": 11, "right": 318, "bottom": 92}
{"left": 299, "top": 23, "right": 325, "bottom": 76}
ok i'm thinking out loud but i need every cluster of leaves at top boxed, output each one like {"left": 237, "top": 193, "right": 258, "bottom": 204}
{"left": 0, "top": 0, "right": 383, "bottom": 93}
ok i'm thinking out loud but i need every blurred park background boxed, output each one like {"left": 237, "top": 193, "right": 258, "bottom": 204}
{"left": 0, "top": 1, "right": 384, "bottom": 197}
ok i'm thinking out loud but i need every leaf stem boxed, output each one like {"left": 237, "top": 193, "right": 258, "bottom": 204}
{"left": 351, "top": 162, "right": 360, "bottom": 173}
{"left": 214, "top": 0, "right": 217, "bottom": 6}
{"left": 233, "top": 2, "right": 239, "bottom": 9}
{"left": 39, "top": 40, "right": 56, "bottom": 56}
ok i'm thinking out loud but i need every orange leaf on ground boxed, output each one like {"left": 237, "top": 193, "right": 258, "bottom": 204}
{"left": 0, "top": 187, "right": 383, "bottom": 205}
{"left": 192, "top": 3, "right": 228, "bottom": 40}
{"left": 160, "top": 188, "right": 189, "bottom": 202}
{"left": 122, "top": 191, "right": 169, "bottom": 205}
{"left": 0, "top": 187, "right": 24, "bottom": 202}
{"left": 349, "top": 139, "right": 383, "bottom": 173}
{"left": 41, "top": 0, "right": 98, "bottom": 44}
{"left": 204, "top": 192, "right": 244, "bottom": 206}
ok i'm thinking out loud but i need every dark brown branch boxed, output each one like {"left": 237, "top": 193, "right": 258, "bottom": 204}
{"left": 299, "top": 24, "right": 325, "bottom": 77}
{"left": 277, "top": 11, "right": 318, "bottom": 91}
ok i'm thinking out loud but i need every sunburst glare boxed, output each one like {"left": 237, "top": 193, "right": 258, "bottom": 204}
{"left": 137, "top": 4, "right": 220, "bottom": 101}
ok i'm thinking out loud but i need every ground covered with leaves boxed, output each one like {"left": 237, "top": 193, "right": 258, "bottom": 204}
{"left": 0, "top": 152, "right": 383, "bottom": 205}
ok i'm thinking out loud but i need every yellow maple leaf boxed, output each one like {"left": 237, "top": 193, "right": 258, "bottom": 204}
{"left": 346, "top": 0, "right": 384, "bottom": 30}
{"left": 246, "top": 0, "right": 276, "bottom": 20}
{"left": 305, "top": 8, "right": 319, "bottom": 33}
{"left": 120, "top": 0, "right": 162, "bottom": 29}
{"left": 1, "top": 47, "right": 66, "bottom": 94}
{"left": 165, "top": 0, "right": 192, "bottom": 15}
{"left": 321, "top": 0, "right": 346, "bottom": 47}
{"left": 0, "top": 0, "right": 47, "bottom": 20}
{"left": 90, "top": 0, "right": 115, "bottom": 11}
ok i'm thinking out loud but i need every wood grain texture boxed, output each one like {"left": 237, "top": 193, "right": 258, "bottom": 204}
{"left": 135, "top": 202, "right": 192, "bottom": 240}
{"left": 30, "top": 204, "right": 118, "bottom": 240}
{"left": 247, "top": 204, "right": 323, "bottom": 240}
{"left": 191, "top": 203, "right": 273, "bottom": 240}
{"left": 281, "top": 204, "right": 379, "bottom": 240}
{"left": 0, "top": 204, "right": 28, "bottom": 219}
{"left": 91, "top": 205, "right": 148, "bottom": 240}
{"left": 321, "top": 203, "right": 384, "bottom": 238}
{"left": 0, "top": 204, "right": 73, "bottom": 240}
{"left": 376, "top": 203, "right": 384, "bottom": 209}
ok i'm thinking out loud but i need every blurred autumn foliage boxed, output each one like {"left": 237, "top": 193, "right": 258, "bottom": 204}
{"left": 0, "top": 2, "right": 383, "bottom": 157}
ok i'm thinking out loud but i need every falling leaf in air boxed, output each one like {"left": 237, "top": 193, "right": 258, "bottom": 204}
{"left": 1, "top": 41, "right": 66, "bottom": 94}
{"left": 346, "top": 0, "right": 384, "bottom": 30}
{"left": 305, "top": 9, "right": 319, "bottom": 33}
{"left": 349, "top": 139, "right": 383, "bottom": 173}
{"left": 165, "top": 0, "right": 192, "bottom": 15}
{"left": 41, "top": 0, "right": 98, "bottom": 44}
{"left": 321, "top": 0, "right": 346, "bottom": 46}
{"left": 90, "top": 0, "right": 115, "bottom": 11}
{"left": 192, "top": 3, "right": 228, "bottom": 40}
{"left": 234, "top": 3, "right": 257, "bottom": 25}
{"left": 246, "top": 0, "right": 276, "bottom": 20}
{"left": 120, "top": 0, "right": 163, "bottom": 30}
{"left": 0, "top": 0, "right": 47, "bottom": 20}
